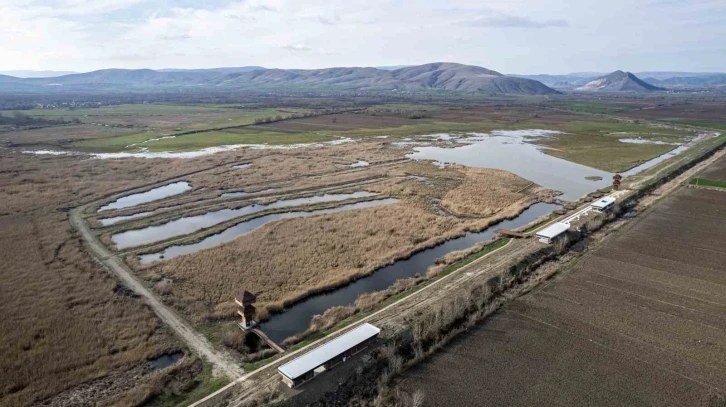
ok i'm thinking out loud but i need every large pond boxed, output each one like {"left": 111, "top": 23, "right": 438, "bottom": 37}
{"left": 259, "top": 202, "right": 560, "bottom": 343}
{"left": 139, "top": 198, "right": 399, "bottom": 264}
{"left": 407, "top": 130, "right": 611, "bottom": 200}
{"left": 98, "top": 182, "right": 192, "bottom": 212}
{"left": 112, "top": 191, "right": 377, "bottom": 249}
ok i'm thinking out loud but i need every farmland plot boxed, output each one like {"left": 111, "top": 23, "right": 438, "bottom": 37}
{"left": 402, "top": 183, "right": 726, "bottom": 406}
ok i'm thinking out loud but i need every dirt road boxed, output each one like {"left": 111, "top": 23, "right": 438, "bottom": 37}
{"left": 69, "top": 205, "right": 245, "bottom": 379}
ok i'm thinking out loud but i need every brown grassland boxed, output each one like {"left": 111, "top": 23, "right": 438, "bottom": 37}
{"left": 400, "top": 167, "right": 726, "bottom": 406}
{"left": 0, "top": 152, "right": 224, "bottom": 406}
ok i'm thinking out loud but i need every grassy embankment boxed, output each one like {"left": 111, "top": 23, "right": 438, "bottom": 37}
{"left": 689, "top": 177, "right": 726, "bottom": 188}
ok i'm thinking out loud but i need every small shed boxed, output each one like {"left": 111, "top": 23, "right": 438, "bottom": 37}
{"left": 591, "top": 196, "right": 616, "bottom": 212}
{"left": 535, "top": 222, "right": 570, "bottom": 244}
{"left": 278, "top": 323, "right": 380, "bottom": 387}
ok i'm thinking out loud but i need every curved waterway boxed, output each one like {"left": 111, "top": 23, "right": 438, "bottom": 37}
{"left": 139, "top": 198, "right": 398, "bottom": 264}
{"left": 112, "top": 191, "right": 377, "bottom": 249}
{"left": 259, "top": 202, "right": 560, "bottom": 343}
{"left": 98, "top": 181, "right": 191, "bottom": 212}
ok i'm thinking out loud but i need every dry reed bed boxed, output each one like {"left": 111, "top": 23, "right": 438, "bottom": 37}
{"left": 141, "top": 165, "right": 549, "bottom": 324}
{"left": 91, "top": 166, "right": 395, "bottom": 228}
{"left": 94, "top": 173, "right": 389, "bottom": 236}
{"left": 0, "top": 152, "right": 210, "bottom": 406}
{"left": 122, "top": 194, "right": 395, "bottom": 260}
{"left": 440, "top": 166, "right": 538, "bottom": 216}
{"left": 184, "top": 142, "right": 404, "bottom": 190}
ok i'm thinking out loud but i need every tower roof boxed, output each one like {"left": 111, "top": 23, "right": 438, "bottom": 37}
{"left": 236, "top": 291, "right": 257, "bottom": 304}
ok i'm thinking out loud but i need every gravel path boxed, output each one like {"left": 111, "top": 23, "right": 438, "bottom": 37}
{"left": 70, "top": 204, "right": 245, "bottom": 379}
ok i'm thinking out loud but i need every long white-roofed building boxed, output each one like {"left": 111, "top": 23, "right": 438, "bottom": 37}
{"left": 277, "top": 323, "right": 381, "bottom": 387}
{"left": 535, "top": 222, "right": 570, "bottom": 244}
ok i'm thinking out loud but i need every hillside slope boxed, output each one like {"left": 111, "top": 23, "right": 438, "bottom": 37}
{"left": 575, "top": 70, "right": 666, "bottom": 92}
{"left": 0, "top": 63, "right": 559, "bottom": 95}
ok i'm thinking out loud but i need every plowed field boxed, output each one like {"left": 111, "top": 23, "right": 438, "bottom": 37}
{"left": 401, "top": 179, "right": 726, "bottom": 406}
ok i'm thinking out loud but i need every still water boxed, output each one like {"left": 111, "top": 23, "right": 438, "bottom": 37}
{"left": 139, "top": 198, "right": 398, "bottom": 264}
{"left": 112, "top": 191, "right": 377, "bottom": 249}
{"left": 98, "top": 181, "right": 191, "bottom": 212}
{"left": 259, "top": 202, "right": 560, "bottom": 343}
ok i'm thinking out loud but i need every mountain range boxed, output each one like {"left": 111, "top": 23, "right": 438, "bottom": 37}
{"left": 0, "top": 63, "right": 558, "bottom": 95}
{"left": 575, "top": 71, "right": 666, "bottom": 92}
{"left": 3, "top": 64, "right": 725, "bottom": 95}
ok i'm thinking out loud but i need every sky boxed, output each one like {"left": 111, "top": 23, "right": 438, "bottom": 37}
{"left": 1, "top": 0, "right": 724, "bottom": 74}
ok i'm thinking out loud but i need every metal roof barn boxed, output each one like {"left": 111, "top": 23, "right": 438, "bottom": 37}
{"left": 591, "top": 196, "right": 616, "bottom": 210}
{"left": 278, "top": 323, "right": 380, "bottom": 386}
{"left": 535, "top": 222, "right": 570, "bottom": 243}
{"left": 536, "top": 222, "right": 570, "bottom": 239}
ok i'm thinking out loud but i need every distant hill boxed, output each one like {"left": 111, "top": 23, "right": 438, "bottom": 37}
{"left": 575, "top": 71, "right": 666, "bottom": 92}
{"left": 158, "top": 66, "right": 265, "bottom": 74}
{"left": 220, "top": 62, "right": 558, "bottom": 94}
{"left": 0, "top": 70, "right": 78, "bottom": 78}
{"left": 509, "top": 74, "right": 599, "bottom": 87}
{"left": 643, "top": 73, "right": 726, "bottom": 88}
{"left": 0, "top": 62, "right": 559, "bottom": 95}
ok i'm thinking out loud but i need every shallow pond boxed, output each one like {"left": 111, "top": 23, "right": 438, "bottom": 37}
{"left": 232, "top": 163, "right": 252, "bottom": 169}
{"left": 149, "top": 352, "right": 183, "bottom": 370}
{"left": 406, "top": 130, "right": 611, "bottom": 200}
{"left": 112, "top": 191, "right": 377, "bottom": 249}
{"left": 139, "top": 198, "right": 399, "bottom": 264}
{"left": 98, "top": 182, "right": 191, "bottom": 212}
{"left": 349, "top": 160, "right": 370, "bottom": 167}
{"left": 259, "top": 202, "right": 560, "bottom": 343}
{"left": 407, "top": 130, "right": 704, "bottom": 200}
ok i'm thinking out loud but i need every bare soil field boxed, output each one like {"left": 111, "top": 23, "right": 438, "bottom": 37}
{"left": 0, "top": 152, "right": 224, "bottom": 406}
{"left": 617, "top": 100, "right": 726, "bottom": 129}
{"left": 697, "top": 153, "right": 726, "bottom": 181}
{"left": 401, "top": 183, "right": 726, "bottom": 406}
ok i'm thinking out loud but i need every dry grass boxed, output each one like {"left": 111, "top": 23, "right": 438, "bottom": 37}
{"left": 0, "top": 152, "right": 216, "bottom": 406}
{"left": 439, "top": 166, "right": 534, "bottom": 216}
{"left": 185, "top": 142, "right": 403, "bottom": 191}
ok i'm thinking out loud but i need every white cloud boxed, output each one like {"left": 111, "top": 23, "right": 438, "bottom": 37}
{"left": 0, "top": 0, "right": 723, "bottom": 73}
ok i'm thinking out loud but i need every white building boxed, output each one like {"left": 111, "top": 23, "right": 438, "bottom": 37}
{"left": 591, "top": 196, "right": 616, "bottom": 212}
{"left": 277, "top": 323, "right": 380, "bottom": 387}
{"left": 535, "top": 222, "right": 570, "bottom": 244}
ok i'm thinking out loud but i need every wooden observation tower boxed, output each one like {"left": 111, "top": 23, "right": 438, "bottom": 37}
{"left": 235, "top": 291, "right": 257, "bottom": 330}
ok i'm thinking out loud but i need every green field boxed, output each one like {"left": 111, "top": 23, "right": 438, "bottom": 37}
{"left": 690, "top": 177, "right": 726, "bottom": 188}
{"left": 534, "top": 120, "right": 691, "bottom": 172}
{"left": 554, "top": 101, "right": 634, "bottom": 114}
